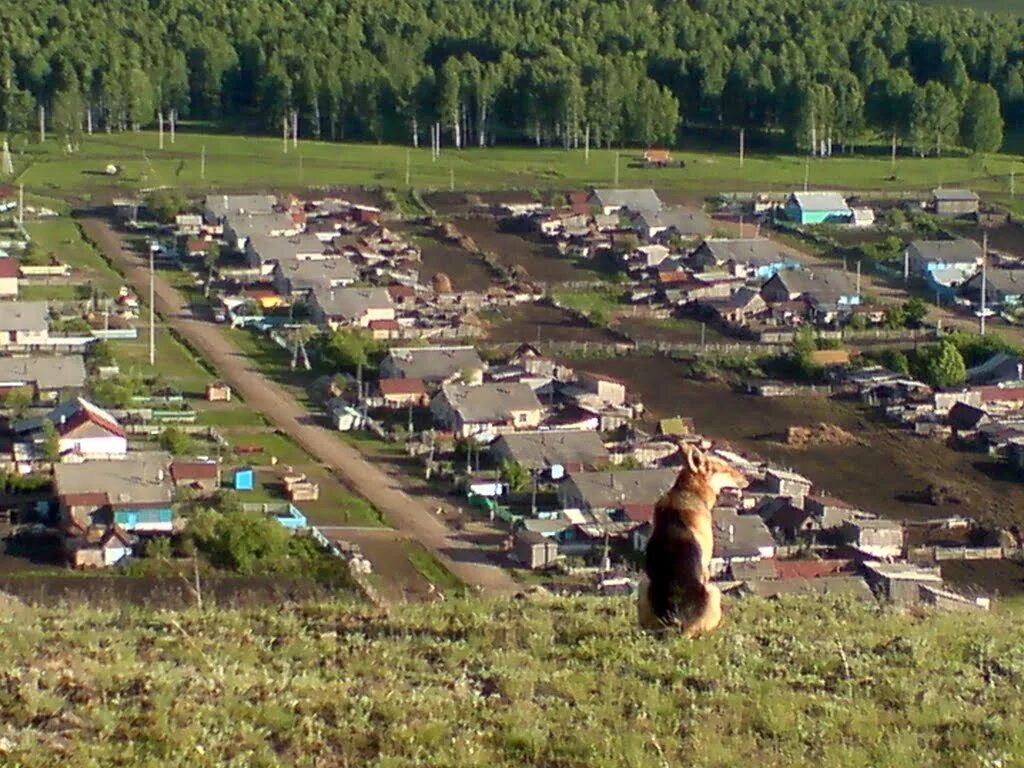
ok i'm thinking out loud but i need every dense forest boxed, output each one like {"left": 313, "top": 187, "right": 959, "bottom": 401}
{"left": 0, "top": 0, "right": 1020, "bottom": 154}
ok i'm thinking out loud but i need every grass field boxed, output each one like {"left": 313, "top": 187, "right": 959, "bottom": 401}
{"left": 109, "top": 327, "right": 213, "bottom": 394}
{"left": 551, "top": 286, "right": 624, "bottom": 317}
{"left": 24, "top": 218, "right": 124, "bottom": 294}
{"left": 9, "top": 129, "right": 1024, "bottom": 206}
{"left": 0, "top": 595, "right": 1021, "bottom": 766}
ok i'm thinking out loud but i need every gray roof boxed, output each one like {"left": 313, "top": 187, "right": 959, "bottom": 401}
{"left": 312, "top": 286, "right": 393, "bottom": 320}
{"left": 966, "top": 352, "right": 1023, "bottom": 385}
{"left": 276, "top": 258, "right": 358, "bottom": 292}
{"left": 227, "top": 212, "right": 297, "bottom": 240}
{"left": 0, "top": 354, "right": 86, "bottom": 390}
{"left": 565, "top": 468, "right": 677, "bottom": 510}
{"left": 204, "top": 194, "right": 277, "bottom": 220}
{"left": 743, "top": 575, "right": 874, "bottom": 600}
{"left": 909, "top": 239, "right": 983, "bottom": 264}
{"left": 697, "top": 238, "right": 784, "bottom": 267}
{"left": 964, "top": 268, "right": 1024, "bottom": 295}
{"left": 248, "top": 232, "right": 326, "bottom": 265}
{"left": 933, "top": 188, "right": 979, "bottom": 202}
{"left": 767, "top": 269, "right": 859, "bottom": 301}
{"left": 638, "top": 206, "right": 711, "bottom": 236}
{"left": 0, "top": 301, "right": 48, "bottom": 332}
{"left": 713, "top": 509, "right": 776, "bottom": 558}
{"left": 437, "top": 382, "right": 543, "bottom": 423}
{"left": 790, "top": 191, "right": 851, "bottom": 212}
{"left": 54, "top": 451, "right": 173, "bottom": 506}
{"left": 383, "top": 346, "right": 484, "bottom": 382}
{"left": 493, "top": 430, "right": 609, "bottom": 470}
{"left": 589, "top": 188, "right": 663, "bottom": 214}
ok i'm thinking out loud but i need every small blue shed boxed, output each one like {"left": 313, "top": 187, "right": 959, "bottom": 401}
{"left": 234, "top": 467, "right": 255, "bottom": 491}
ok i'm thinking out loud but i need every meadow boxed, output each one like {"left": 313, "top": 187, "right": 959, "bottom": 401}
{"left": 0, "top": 595, "right": 1021, "bottom": 767}
{"left": 6, "top": 129, "right": 1024, "bottom": 210}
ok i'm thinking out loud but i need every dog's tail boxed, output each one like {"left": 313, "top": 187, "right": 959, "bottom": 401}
{"left": 638, "top": 577, "right": 722, "bottom": 637}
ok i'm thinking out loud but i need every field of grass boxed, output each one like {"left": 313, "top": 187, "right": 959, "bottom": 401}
{"left": 222, "top": 430, "right": 315, "bottom": 467}
{"left": 9, "top": 129, "right": 1024, "bottom": 205}
{"left": 405, "top": 542, "right": 467, "bottom": 596}
{"left": 0, "top": 595, "right": 1021, "bottom": 766}
{"left": 24, "top": 217, "right": 124, "bottom": 294}
{"left": 108, "top": 327, "right": 213, "bottom": 394}
{"left": 551, "top": 286, "right": 624, "bottom": 317}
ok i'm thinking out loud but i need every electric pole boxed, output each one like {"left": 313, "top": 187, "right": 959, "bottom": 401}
{"left": 149, "top": 245, "right": 156, "bottom": 366}
{"left": 614, "top": 152, "right": 620, "bottom": 186}
{"left": 200, "top": 144, "right": 206, "bottom": 180}
{"left": 980, "top": 231, "right": 988, "bottom": 336}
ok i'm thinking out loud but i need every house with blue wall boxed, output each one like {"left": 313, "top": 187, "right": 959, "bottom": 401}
{"left": 785, "top": 192, "right": 853, "bottom": 225}
{"left": 690, "top": 238, "right": 800, "bottom": 280}
{"left": 905, "top": 240, "right": 982, "bottom": 301}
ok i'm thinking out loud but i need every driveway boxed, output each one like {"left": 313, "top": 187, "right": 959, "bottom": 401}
{"left": 78, "top": 215, "right": 519, "bottom": 597}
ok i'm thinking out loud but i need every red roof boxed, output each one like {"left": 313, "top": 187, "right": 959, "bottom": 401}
{"left": 59, "top": 405, "right": 127, "bottom": 439}
{"left": 170, "top": 462, "right": 219, "bottom": 481}
{"left": 807, "top": 494, "right": 853, "bottom": 510}
{"left": 974, "top": 386, "right": 1024, "bottom": 403}
{"left": 568, "top": 191, "right": 589, "bottom": 206}
{"left": 622, "top": 503, "right": 655, "bottom": 523}
{"left": 379, "top": 378, "right": 426, "bottom": 396}
{"left": 243, "top": 288, "right": 279, "bottom": 300}
{"left": 644, "top": 148, "right": 672, "bottom": 162}
{"left": 387, "top": 285, "right": 416, "bottom": 301}
{"left": 368, "top": 319, "right": 400, "bottom": 331}
{"left": 61, "top": 492, "right": 110, "bottom": 507}
{"left": 186, "top": 239, "right": 212, "bottom": 252}
{"left": 290, "top": 211, "right": 307, "bottom": 225}
{"left": 658, "top": 270, "right": 691, "bottom": 285}
{"left": 0, "top": 259, "right": 19, "bottom": 278}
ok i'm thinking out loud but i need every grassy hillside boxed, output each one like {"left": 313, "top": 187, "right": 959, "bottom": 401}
{"left": 1, "top": 595, "right": 1022, "bottom": 767}
{"left": 7, "top": 130, "right": 1024, "bottom": 207}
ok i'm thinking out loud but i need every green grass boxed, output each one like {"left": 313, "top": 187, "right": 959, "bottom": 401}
{"left": 24, "top": 218, "right": 124, "bottom": 294}
{"left": 193, "top": 407, "right": 269, "bottom": 428}
{"left": 405, "top": 543, "right": 467, "bottom": 596}
{"left": 109, "top": 327, "right": 213, "bottom": 393}
{"left": 551, "top": 286, "right": 624, "bottom": 317}
{"left": 1, "top": 596, "right": 1023, "bottom": 766}
{"left": 223, "top": 431, "right": 316, "bottom": 466}
{"left": 300, "top": 480, "right": 385, "bottom": 527}
{"left": 11, "top": 129, "right": 1024, "bottom": 202}
{"left": 17, "top": 283, "right": 89, "bottom": 301}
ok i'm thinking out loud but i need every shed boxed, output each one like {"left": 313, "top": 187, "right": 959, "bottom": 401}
{"left": 234, "top": 467, "right": 255, "bottom": 491}
{"left": 932, "top": 189, "right": 979, "bottom": 218}
{"left": 513, "top": 529, "right": 563, "bottom": 570}
{"left": 785, "top": 191, "right": 853, "bottom": 225}
{"left": 205, "top": 382, "right": 232, "bottom": 402}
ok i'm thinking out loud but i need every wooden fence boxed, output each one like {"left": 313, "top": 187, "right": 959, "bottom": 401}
{"left": 907, "top": 545, "right": 1020, "bottom": 563}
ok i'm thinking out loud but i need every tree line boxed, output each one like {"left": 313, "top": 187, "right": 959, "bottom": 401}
{"left": 0, "top": 0, "right": 1019, "bottom": 154}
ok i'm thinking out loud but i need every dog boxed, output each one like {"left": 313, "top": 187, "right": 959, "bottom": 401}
{"left": 638, "top": 445, "right": 748, "bottom": 637}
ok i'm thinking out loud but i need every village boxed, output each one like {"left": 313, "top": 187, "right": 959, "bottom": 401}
{"left": 0, "top": 172, "right": 1021, "bottom": 608}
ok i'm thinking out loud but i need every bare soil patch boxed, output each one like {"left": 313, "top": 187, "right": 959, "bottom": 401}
{"left": 391, "top": 222, "right": 493, "bottom": 291}
{"left": 785, "top": 423, "right": 861, "bottom": 448}
{"left": 487, "top": 303, "right": 621, "bottom": 344}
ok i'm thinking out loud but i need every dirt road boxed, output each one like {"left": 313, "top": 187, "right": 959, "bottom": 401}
{"left": 79, "top": 215, "right": 518, "bottom": 597}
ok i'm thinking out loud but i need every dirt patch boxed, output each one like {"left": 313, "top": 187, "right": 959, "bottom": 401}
{"left": 940, "top": 559, "right": 1024, "bottom": 598}
{"left": 454, "top": 217, "right": 603, "bottom": 284}
{"left": 613, "top": 315, "right": 729, "bottom": 344}
{"left": 785, "top": 423, "right": 861, "bottom": 448}
{"left": 559, "top": 355, "right": 1024, "bottom": 529}
{"left": 487, "top": 303, "right": 621, "bottom": 344}
{"left": 391, "top": 222, "right": 493, "bottom": 292}
{"left": 324, "top": 530, "right": 438, "bottom": 603}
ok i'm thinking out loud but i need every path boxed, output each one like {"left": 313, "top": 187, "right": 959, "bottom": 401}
{"left": 78, "top": 214, "right": 518, "bottom": 597}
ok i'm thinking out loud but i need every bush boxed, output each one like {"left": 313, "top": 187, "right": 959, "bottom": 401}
{"left": 159, "top": 426, "right": 193, "bottom": 455}
{"left": 188, "top": 508, "right": 291, "bottom": 575}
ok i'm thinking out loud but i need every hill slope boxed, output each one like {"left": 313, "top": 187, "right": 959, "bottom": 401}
{"left": 0, "top": 596, "right": 1021, "bottom": 767}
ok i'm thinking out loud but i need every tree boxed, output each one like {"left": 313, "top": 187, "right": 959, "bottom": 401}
{"left": 883, "top": 304, "right": 908, "bottom": 329}
{"left": 315, "top": 328, "right": 382, "bottom": 372}
{"left": 904, "top": 297, "right": 929, "bottom": 326}
{"left": 145, "top": 189, "right": 187, "bottom": 223}
{"left": 4, "top": 386, "right": 33, "bottom": 418}
{"left": 960, "top": 83, "right": 1003, "bottom": 154}
{"left": 921, "top": 341, "right": 967, "bottom": 387}
{"left": 189, "top": 508, "right": 291, "bottom": 574}
{"left": 52, "top": 75, "right": 84, "bottom": 150}
{"left": 159, "top": 426, "right": 192, "bottom": 455}
{"left": 791, "top": 325, "right": 817, "bottom": 379}
{"left": 40, "top": 420, "right": 61, "bottom": 463}
{"left": 499, "top": 459, "right": 529, "bottom": 492}
{"left": 909, "top": 82, "right": 960, "bottom": 156}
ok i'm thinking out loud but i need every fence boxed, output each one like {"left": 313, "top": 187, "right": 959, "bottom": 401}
{"left": 907, "top": 545, "right": 1019, "bottom": 563}
{"left": 91, "top": 328, "right": 138, "bottom": 340}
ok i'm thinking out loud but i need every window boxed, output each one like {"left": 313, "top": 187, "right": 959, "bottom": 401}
{"left": 517, "top": 413, "right": 528, "bottom": 423}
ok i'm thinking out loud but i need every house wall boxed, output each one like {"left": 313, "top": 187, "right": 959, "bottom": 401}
{"left": 59, "top": 435, "right": 128, "bottom": 459}
{"left": 113, "top": 507, "right": 174, "bottom": 533}
{"left": 936, "top": 200, "right": 978, "bottom": 216}
{"left": 0, "top": 276, "right": 18, "bottom": 297}
{"left": 0, "top": 329, "right": 50, "bottom": 347}
{"left": 104, "top": 543, "right": 131, "bottom": 566}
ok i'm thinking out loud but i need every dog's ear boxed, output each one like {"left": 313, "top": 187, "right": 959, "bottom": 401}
{"left": 685, "top": 445, "right": 704, "bottom": 474}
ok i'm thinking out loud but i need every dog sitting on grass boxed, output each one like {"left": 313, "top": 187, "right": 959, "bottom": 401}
{"left": 638, "top": 445, "right": 748, "bottom": 637}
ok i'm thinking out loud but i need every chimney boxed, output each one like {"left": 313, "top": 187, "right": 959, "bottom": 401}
{"left": 157, "top": 468, "right": 164, "bottom": 483}
{"left": 1018, "top": 362, "right": 1022, "bottom": 381}
{"left": 728, "top": 524, "right": 735, "bottom": 543}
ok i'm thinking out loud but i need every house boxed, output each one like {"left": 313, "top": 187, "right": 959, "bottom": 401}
{"left": 0, "top": 258, "right": 19, "bottom": 297}
{"left": 932, "top": 188, "right": 979, "bottom": 218}
{"left": 490, "top": 431, "right": 609, "bottom": 475}
{"left": 169, "top": 461, "right": 221, "bottom": 493}
{"left": 54, "top": 452, "right": 175, "bottom": 533}
{"left": 759, "top": 499, "right": 814, "bottom": 542}
{"left": 763, "top": 467, "right": 812, "bottom": 501}
{"left": 841, "top": 518, "right": 904, "bottom": 558}
{"left": 861, "top": 561, "right": 944, "bottom": 605}
{"left": 694, "top": 288, "right": 767, "bottom": 326}
{"left": 0, "top": 355, "right": 86, "bottom": 401}
{"left": 380, "top": 346, "right": 485, "bottom": 387}
{"left": 804, "top": 494, "right": 862, "bottom": 529}
{"left": 904, "top": 239, "right": 982, "bottom": 283}
{"left": 273, "top": 258, "right": 359, "bottom": 297}
{"left": 15, "top": 397, "right": 127, "bottom": 461}
{"left": 633, "top": 207, "right": 711, "bottom": 242}
{"left": 0, "top": 301, "right": 49, "bottom": 348}
{"left": 784, "top": 191, "right": 853, "bottom": 225}
{"left": 558, "top": 468, "right": 677, "bottom": 514}
{"left": 632, "top": 244, "right": 671, "bottom": 269}
{"left": 513, "top": 529, "right": 562, "bottom": 570}
{"left": 948, "top": 401, "right": 990, "bottom": 439}
{"left": 960, "top": 269, "right": 1024, "bottom": 308}
{"left": 205, "top": 382, "right": 232, "bottom": 402}
{"left": 761, "top": 269, "right": 860, "bottom": 321}
{"left": 742, "top": 574, "right": 875, "bottom": 601}
{"left": 429, "top": 382, "right": 544, "bottom": 438}
{"left": 966, "top": 352, "right": 1023, "bottom": 386}
{"left": 308, "top": 286, "right": 395, "bottom": 329}
{"left": 576, "top": 371, "right": 627, "bottom": 406}
{"left": 246, "top": 232, "right": 327, "bottom": 274}
{"left": 690, "top": 239, "right": 794, "bottom": 279}
{"left": 223, "top": 211, "right": 300, "bottom": 251}
{"left": 710, "top": 509, "right": 777, "bottom": 576}
{"left": 203, "top": 194, "right": 278, "bottom": 223}
{"left": 587, "top": 188, "right": 663, "bottom": 216}
{"left": 377, "top": 378, "right": 429, "bottom": 407}
{"left": 64, "top": 524, "right": 134, "bottom": 569}
{"left": 175, "top": 213, "right": 204, "bottom": 234}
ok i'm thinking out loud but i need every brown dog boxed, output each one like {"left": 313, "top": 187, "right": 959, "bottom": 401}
{"left": 638, "top": 445, "right": 748, "bottom": 637}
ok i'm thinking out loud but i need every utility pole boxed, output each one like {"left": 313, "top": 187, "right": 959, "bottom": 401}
{"left": 449, "top": 168, "right": 454, "bottom": 192}
{"left": 584, "top": 124, "right": 590, "bottom": 163}
{"left": 200, "top": 144, "right": 206, "bottom": 180}
{"left": 856, "top": 260, "right": 862, "bottom": 300}
{"left": 739, "top": 128, "right": 745, "bottom": 167}
{"left": 405, "top": 148, "right": 411, "bottom": 186}
{"left": 282, "top": 116, "right": 288, "bottom": 154}
{"left": 531, "top": 470, "right": 538, "bottom": 515}
{"left": 149, "top": 246, "right": 155, "bottom": 366}
{"left": 803, "top": 156, "right": 809, "bottom": 192}
{"left": 38, "top": 105, "right": 45, "bottom": 144}
{"left": 700, "top": 322, "right": 706, "bottom": 347}
{"left": 981, "top": 231, "right": 988, "bottom": 336}
{"left": 170, "top": 109, "right": 176, "bottom": 143}
{"left": 891, "top": 133, "right": 897, "bottom": 169}
{"left": 613, "top": 152, "right": 620, "bottom": 186}
{"left": 158, "top": 110, "right": 164, "bottom": 150}
{"left": 1012, "top": 170, "right": 1016, "bottom": 199}
{"left": 17, "top": 184, "right": 24, "bottom": 228}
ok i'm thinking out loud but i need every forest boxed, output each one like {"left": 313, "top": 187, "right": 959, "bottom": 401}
{"left": 0, "top": 0, "right": 1020, "bottom": 155}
